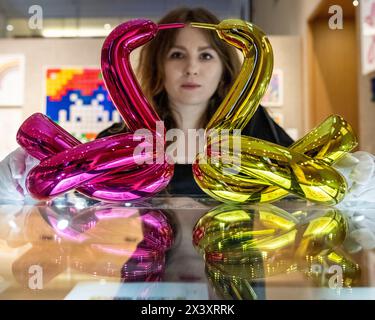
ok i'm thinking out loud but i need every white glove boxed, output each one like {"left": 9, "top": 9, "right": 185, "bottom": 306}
{"left": 334, "top": 151, "right": 375, "bottom": 206}
{"left": 333, "top": 151, "right": 375, "bottom": 251}
{"left": 0, "top": 148, "right": 40, "bottom": 201}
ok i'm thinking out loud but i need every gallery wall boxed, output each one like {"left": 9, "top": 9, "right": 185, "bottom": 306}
{"left": 0, "top": 35, "right": 302, "bottom": 160}
{"left": 358, "top": 6, "right": 375, "bottom": 154}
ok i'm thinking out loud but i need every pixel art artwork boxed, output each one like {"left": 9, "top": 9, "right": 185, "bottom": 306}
{"left": 45, "top": 67, "right": 121, "bottom": 142}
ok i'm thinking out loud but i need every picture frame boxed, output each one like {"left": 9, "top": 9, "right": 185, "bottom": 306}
{"left": 44, "top": 66, "right": 119, "bottom": 142}
{"left": 261, "top": 68, "right": 284, "bottom": 107}
{"left": 361, "top": 0, "right": 375, "bottom": 75}
{"left": 0, "top": 54, "right": 25, "bottom": 107}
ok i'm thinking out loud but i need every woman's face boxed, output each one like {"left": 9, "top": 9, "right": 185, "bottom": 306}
{"left": 163, "top": 26, "right": 223, "bottom": 108}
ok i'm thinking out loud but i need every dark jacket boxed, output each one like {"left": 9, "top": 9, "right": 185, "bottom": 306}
{"left": 97, "top": 106, "right": 294, "bottom": 195}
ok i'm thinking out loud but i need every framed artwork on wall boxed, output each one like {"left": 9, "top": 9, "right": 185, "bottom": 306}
{"left": 361, "top": 0, "right": 375, "bottom": 75}
{"left": 45, "top": 67, "right": 120, "bottom": 142}
{"left": 268, "top": 110, "right": 284, "bottom": 126}
{"left": 0, "top": 54, "right": 25, "bottom": 107}
{"left": 261, "top": 68, "right": 284, "bottom": 107}
{"left": 0, "top": 109, "right": 22, "bottom": 160}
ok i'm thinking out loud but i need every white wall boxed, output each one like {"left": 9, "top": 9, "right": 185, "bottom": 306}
{"left": 252, "top": 0, "right": 321, "bottom": 36}
{"left": 0, "top": 38, "right": 104, "bottom": 118}
{"left": 357, "top": 6, "right": 375, "bottom": 153}
{"left": 252, "top": 0, "right": 302, "bottom": 35}
{"left": 252, "top": 0, "right": 321, "bottom": 137}
{"left": 0, "top": 38, "right": 104, "bottom": 159}
{"left": 299, "top": 0, "right": 320, "bottom": 135}
{"left": 0, "top": 12, "right": 6, "bottom": 38}
{"left": 358, "top": 73, "right": 375, "bottom": 152}
{"left": 267, "top": 36, "right": 303, "bottom": 139}
{"left": 0, "top": 34, "right": 302, "bottom": 158}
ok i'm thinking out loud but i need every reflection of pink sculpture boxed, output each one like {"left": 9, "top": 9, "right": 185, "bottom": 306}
{"left": 39, "top": 204, "right": 174, "bottom": 282}
{"left": 17, "top": 20, "right": 183, "bottom": 201}
{"left": 9, "top": 204, "right": 174, "bottom": 287}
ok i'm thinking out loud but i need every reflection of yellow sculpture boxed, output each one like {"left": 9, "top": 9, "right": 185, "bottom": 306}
{"left": 192, "top": 20, "right": 357, "bottom": 205}
{"left": 193, "top": 204, "right": 360, "bottom": 299}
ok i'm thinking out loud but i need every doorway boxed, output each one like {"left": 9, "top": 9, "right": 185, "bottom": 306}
{"left": 307, "top": 0, "right": 358, "bottom": 136}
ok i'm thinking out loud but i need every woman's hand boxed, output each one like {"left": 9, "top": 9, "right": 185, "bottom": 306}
{"left": 0, "top": 148, "right": 39, "bottom": 201}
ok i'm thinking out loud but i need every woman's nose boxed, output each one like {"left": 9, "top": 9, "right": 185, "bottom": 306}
{"left": 184, "top": 59, "right": 199, "bottom": 76}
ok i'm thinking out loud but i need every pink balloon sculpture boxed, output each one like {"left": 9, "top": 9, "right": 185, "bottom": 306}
{"left": 17, "top": 19, "right": 183, "bottom": 201}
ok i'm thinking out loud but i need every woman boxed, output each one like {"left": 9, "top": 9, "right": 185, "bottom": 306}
{"left": 97, "top": 7, "right": 294, "bottom": 194}
{"left": 0, "top": 7, "right": 293, "bottom": 200}
{"left": 1, "top": 7, "right": 373, "bottom": 205}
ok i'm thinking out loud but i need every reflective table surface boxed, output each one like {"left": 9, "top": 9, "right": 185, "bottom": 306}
{"left": 0, "top": 193, "right": 374, "bottom": 300}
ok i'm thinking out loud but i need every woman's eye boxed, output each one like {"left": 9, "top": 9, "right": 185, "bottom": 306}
{"left": 200, "top": 52, "right": 214, "bottom": 60}
{"left": 169, "top": 51, "right": 185, "bottom": 59}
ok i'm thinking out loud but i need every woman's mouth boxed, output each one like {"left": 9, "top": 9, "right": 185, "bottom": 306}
{"left": 181, "top": 83, "right": 201, "bottom": 90}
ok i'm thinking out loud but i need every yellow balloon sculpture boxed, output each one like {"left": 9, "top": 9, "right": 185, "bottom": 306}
{"left": 191, "top": 20, "right": 357, "bottom": 205}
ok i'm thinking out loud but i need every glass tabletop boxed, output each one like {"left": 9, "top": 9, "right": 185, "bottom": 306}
{"left": 0, "top": 192, "right": 374, "bottom": 300}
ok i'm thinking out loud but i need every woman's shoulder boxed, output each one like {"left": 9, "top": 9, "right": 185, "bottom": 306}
{"left": 96, "top": 122, "right": 127, "bottom": 139}
{"left": 243, "top": 106, "right": 294, "bottom": 147}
